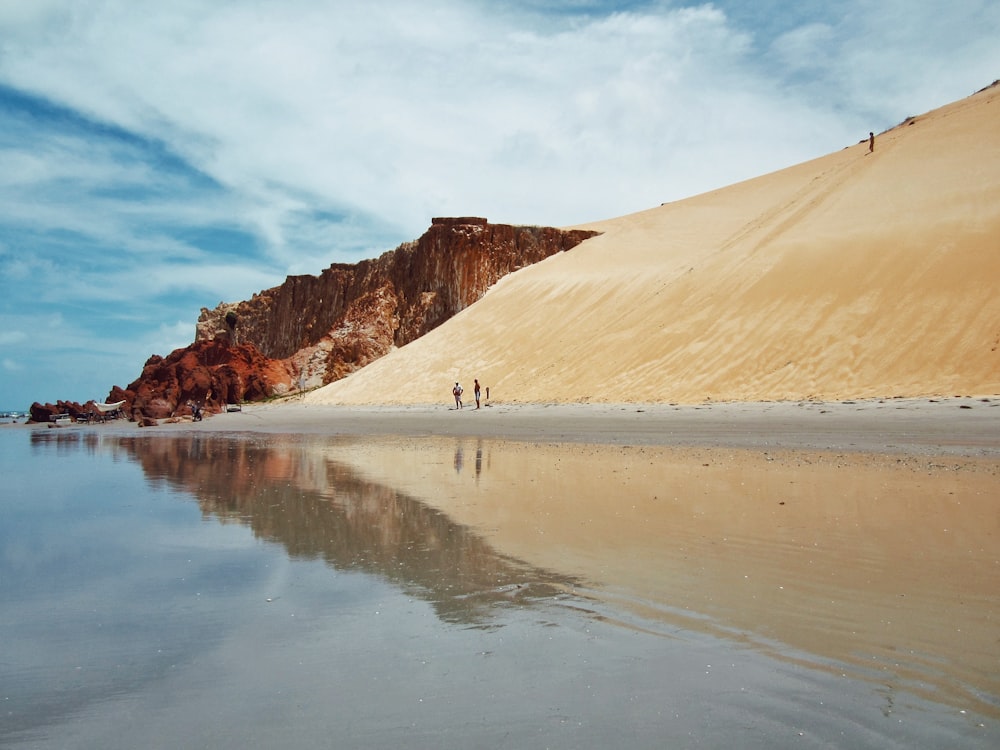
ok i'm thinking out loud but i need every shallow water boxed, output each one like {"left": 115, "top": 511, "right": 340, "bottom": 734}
{"left": 1, "top": 428, "right": 997, "bottom": 749}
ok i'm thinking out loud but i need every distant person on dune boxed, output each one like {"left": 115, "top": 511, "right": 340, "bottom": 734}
{"left": 474, "top": 379, "right": 481, "bottom": 409}
{"left": 869, "top": 131, "right": 875, "bottom": 153}
{"left": 453, "top": 382, "right": 464, "bottom": 409}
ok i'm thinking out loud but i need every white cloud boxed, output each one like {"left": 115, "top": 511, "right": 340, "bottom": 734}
{"left": 5, "top": 0, "right": 999, "bottom": 238}
{"left": 760, "top": 1, "right": 1000, "bottom": 123}
{"left": 0, "top": 2, "right": 820, "bottom": 233}
{"left": 142, "top": 320, "right": 199, "bottom": 359}
{"left": 769, "top": 22, "right": 836, "bottom": 73}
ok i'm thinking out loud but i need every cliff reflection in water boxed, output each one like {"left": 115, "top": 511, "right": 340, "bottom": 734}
{"left": 111, "top": 433, "right": 577, "bottom": 626}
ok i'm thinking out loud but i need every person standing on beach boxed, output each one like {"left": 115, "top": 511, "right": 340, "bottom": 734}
{"left": 868, "top": 131, "right": 875, "bottom": 153}
{"left": 474, "top": 379, "right": 481, "bottom": 409}
{"left": 453, "top": 382, "right": 464, "bottom": 409}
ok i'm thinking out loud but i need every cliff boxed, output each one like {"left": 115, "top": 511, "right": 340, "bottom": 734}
{"left": 196, "top": 217, "right": 597, "bottom": 388}
{"left": 29, "top": 218, "right": 596, "bottom": 421}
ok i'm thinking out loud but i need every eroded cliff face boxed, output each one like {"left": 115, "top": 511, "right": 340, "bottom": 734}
{"left": 196, "top": 218, "right": 598, "bottom": 388}
{"left": 27, "top": 218, "right": 596, "bottom": 421}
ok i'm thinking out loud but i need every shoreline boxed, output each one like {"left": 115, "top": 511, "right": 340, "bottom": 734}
{"left": 16, "top": 395, "right": 997, "bottom": 459}
{"left": 10, "top": 395, "right": 1000, "bottom": 725}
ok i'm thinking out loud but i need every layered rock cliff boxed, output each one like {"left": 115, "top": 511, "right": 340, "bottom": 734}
{"left": 30, "top": 218, "right": 596, "bottom": 421}
{"left": 196, "top": 217, "right": 597, "bottom": 389}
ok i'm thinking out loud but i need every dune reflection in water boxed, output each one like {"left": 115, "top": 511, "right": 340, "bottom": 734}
{"left": 327, "top": 435, "right": 1000, "bottom": 718}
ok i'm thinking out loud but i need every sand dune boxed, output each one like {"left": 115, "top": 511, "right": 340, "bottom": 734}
{"left": 310, "top": 85, "right": 1000, "bottom": 406}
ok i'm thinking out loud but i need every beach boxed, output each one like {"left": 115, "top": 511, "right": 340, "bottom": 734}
{"left": 134, "top": 395, "right": 1000, "bottom": 458}
{"left": 5, "top": 78, "right": 1000, "bottom": 746}
{"left": 5, "top": 9, "right": 999, "bottom": 745}
{"left": 133, "top": 398, "right": 1000, "bottom": 719}
{"left": 6, "top": 397, "right": 1000, "bottom": 746}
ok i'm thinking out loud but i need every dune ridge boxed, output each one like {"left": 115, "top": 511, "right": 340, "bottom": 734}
{"left": 309, "top": 85, "right": 1000, "bottom": 406}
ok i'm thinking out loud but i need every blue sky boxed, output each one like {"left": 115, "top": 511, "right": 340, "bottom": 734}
{"left": 1, "top": 0, "right": 998, "bottom": 409}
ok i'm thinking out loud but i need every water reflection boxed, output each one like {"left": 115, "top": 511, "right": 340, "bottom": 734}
{"left": 450, "top": 439, "right": 487, "bottom": 482}
{"left": 22, "top": 429, "right": 1000, "bottom": 721}
{"left": 101, "top": 434, "right": 579, "bottom": 627}
{"left": 325, "top": 437, "right": 1000, "bottom": 719}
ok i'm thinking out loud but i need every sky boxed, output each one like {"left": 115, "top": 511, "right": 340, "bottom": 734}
{"left": 1, "top": 0, "right": 998, "bottom": 409}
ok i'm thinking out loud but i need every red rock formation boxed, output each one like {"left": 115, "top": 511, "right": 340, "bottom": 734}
{"left": 109, "top": 339, "right": 293, "bottom": 420}
{"left": 29, "top": 400, "right": 87, "bottom": 424}
{"left": 196, "top": 218, "right": 598, "bottom": 387}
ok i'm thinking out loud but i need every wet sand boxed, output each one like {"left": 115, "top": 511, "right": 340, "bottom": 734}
{"left": 141, "top": 395, "right": 1000, "bottom": 719}
{"left": 323, "top": 435, "right": 999, "bottom": 717}
{"left": 148, "top": 395, "right": 1000, "bottom": 457}
{"left": 10, "top": 402, "right": 1000, "bottom": 744}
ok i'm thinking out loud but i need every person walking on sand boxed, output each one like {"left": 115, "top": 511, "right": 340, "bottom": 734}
{"left": 474, "top": 379, "right": 481, "bottom": 409}
{"left": 868, "top": 131, "right": 875, "bottom": 153}
{"left": 453, "top": 382, "right": 464, "bottom": 409}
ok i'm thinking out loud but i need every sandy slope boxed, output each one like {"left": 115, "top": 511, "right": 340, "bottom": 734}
{"left": 310, "top": 85, "right": 1000, "bottom": 406}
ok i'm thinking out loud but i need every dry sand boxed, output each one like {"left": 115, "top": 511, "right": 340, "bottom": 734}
{"left": 305, "top": 83, "right": 1000, "bottom": 406}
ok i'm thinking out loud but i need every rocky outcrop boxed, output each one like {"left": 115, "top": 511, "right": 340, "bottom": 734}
{"left": 30, "top": 340, "right": 292, "bottom": 423}
{"left": 196, "top": 218, "right": 598, "bottom": 388}
{"left": 108, "top": 339, "right": 293, "bottom": 420}
{"left": 29, "top": 400, "right": 92, "bottom": 424}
